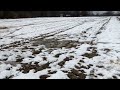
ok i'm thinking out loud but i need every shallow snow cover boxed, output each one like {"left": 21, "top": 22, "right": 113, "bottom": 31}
{"left": 0, "top": 16, "right": 120, "bottom": 79}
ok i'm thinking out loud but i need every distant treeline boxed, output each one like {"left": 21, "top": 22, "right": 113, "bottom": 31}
{"left": 0, "top": 11, "right": 120, "bottom": 19}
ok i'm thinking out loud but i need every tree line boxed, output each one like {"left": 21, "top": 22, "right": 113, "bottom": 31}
{"left": 0, "top": 11, "right": 120, "bottom": 19}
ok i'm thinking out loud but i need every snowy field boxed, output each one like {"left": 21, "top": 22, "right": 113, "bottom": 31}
{"left": 0, "top": 16, "right": 120, "bottom": 79}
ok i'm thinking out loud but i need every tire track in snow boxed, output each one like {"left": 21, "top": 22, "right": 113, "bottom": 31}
{"left": 0, "top": 17, "right": 110, "bottom": 49}
{"left": 73, "top": 17, "right": 112, "bottom": 44}
{"left": 6, "top": 20, "right": 80, "bottom": 38}
{"left": 1, "top": 18, "right": 75, "bottom": 38}
{"left": 83, "top": 17, "right": 120, "bottom": 79}
{"left": 0, "top": 18, "right": 99, "bottom": 49}
{"left": 0, "top": 18, "right": 91, "bottom": 48}
{"left": 31, "top": 19, "right": 97, "bottom": 40}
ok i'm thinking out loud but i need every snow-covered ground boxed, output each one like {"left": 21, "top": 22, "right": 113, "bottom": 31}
{"left": 0, "top": 16, "right": 120, "bottom": 79}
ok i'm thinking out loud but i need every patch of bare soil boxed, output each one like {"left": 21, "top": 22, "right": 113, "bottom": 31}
{"left": 82, "top": 52, "right": 98, "bottom": 58}
{"left": 39, "top": 75, "right": 50, "bottom": 79}
{"left": 1, "top": 41, "right": 21, "bottom": 49}
{"left": 96, "top": 65, "right": 104, "bottom": 68}
{"left": 67, "top": 69, "right": 86, "bottom": 79}
{"left": 16, "top": 55, "right": 24, "bottom": 62}
{"left": 32, "top": 49, "right": 42, "bottom": 55}
{"left": 32, "top": 38, "right": 79, "bottom": 48}
{"left": 58, "top": 56, "right": 74, "bottom": 67}
{"left": 112, "top": 76, "right": 118, "bottom": 79}
{"left": 19, "top": 62, "right": 50, "bottom": 73}
{"left": 103, "top": 48, "right": 111, "bottom": 53}
{"left": 0, "top": 26, "right": 8, "bottom": 29}
{"left": 96, "top": 31, "right": 102, "bottom": 35}
{"left": 82, "top": 47, "right": 99, "bottom": 58}
{"left": 3, "top": 75, "right": 14, "bottom": 79}
{"left": 97, "top": 73, "right": 104, "bottom": 76}
{"left": 48, "top": 70, "right": 57, "bottom": 74}
{"left": 54, "top": 53, "right": 64, "bottom": 58}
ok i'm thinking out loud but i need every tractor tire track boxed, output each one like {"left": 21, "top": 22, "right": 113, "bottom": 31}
{"left": 0, "top": 18, "right": 97, "bottom": 49}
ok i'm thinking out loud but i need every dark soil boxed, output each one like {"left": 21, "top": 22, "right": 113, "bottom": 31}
{"left": 103, "top": 48, "right": 111, "bottom": 53}
{"left": 3, "top": 75, "right": 14, "bottom": 79}
{"left": 112, "top": 76, "right": 118, "bottom": 79}
{"left": 96, "top": 31, "right": 102, "bottom": 35}
{"left": 79, "top": 60, "right": 85, "bottom": 63}
{"left": 82, "top": 50, "right": 99, "bottom": 58}
{"left": 32, "top": 49, "right": 42, "bottom": 55}
{"left": 19, "top": 62, "right": 50, "bottom": 73}
{"left": 87, "top": 64, "right": 93, "bottom": 68}
{"left": 32, "top": 38, "right": 79, "bottom": 48}
{"left": 67, "top": 69, "right": 86, "bottom": 79}
{"left": 96, "top": 65, "right": 104, "bottom": 68}
{"left": 39, "top": 75, "right": 50, "bottom": 79}
{"left": 48, "top": 70, "right": 57, "bottom": 74}
{"left": 43, "top": 57, "right": 47, "bottom": 61}
{"left": 16, "top": 55, "right": 24, "bottom": 62}
{"left": 54, "top": 53, "right": 63, "bottom": 58}
{"left": 97, "top": 73, "right": 104, "bottom": 76}
{"left": 58, "top": 57, "right": 72, "bottom": 67}
{"left": 80, "top": 65, "right": 89, "bottom": 69}
{"left": 0, "top": 27, "right": 8, "bottom": 29}
{"left": 75, "top": 65, "right": 81, "bottom": 69}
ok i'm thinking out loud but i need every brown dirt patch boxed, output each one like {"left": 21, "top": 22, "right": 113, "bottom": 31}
{"left": 32, "top": 38, "right": 79, "bottom": 48}
{"left": 19, "top": 62, "right": 50, "bottom": 73}
{"left": 39, "top": 75, "right": 50, "bottom": 79}
{"left": 67, "top": 69, "right": 86, "bottom": 79}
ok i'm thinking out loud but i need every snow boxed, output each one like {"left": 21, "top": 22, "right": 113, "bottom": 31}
{"left": 12, "top": 71, "right": 40, "bottom": 79}
{"left": 1, "top": 16, "right": 120, "bottom": 79}
{"left": 98, "top": 17, "right": 120, "bottom": 43}
{"left": 47, "top": 70, "right": 69, "bottom": 79}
